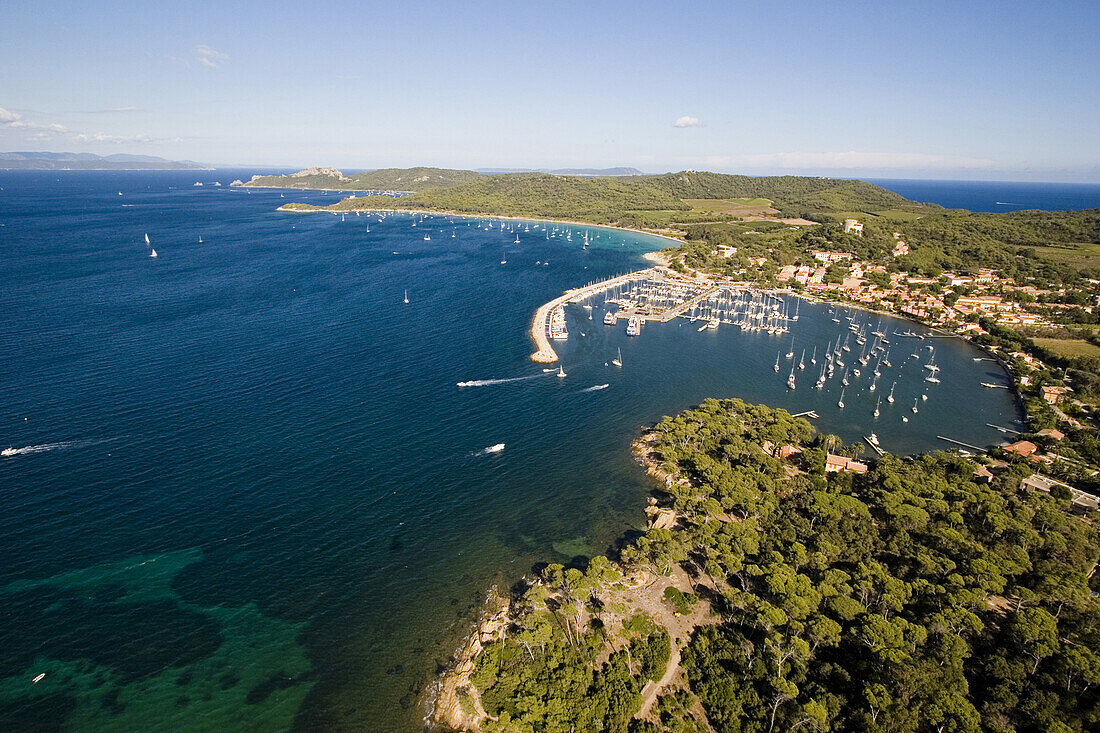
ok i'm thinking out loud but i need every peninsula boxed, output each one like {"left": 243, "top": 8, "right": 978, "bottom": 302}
{"left": 430, "top": 398, "right": 1100, "bottom": 732}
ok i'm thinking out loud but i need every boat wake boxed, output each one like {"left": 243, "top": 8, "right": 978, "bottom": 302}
{"left": 457, "top": 373, "right": 550, "bottom": 388}
{"left": 1, "top": 439, "right": 106, "bottom": 457}
{"left": 581, "top": 384, "right": 610, "bottom": 392}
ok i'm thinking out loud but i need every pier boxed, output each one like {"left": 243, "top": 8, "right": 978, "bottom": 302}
{"left": 530, "top": 269, "right": 654, "bottom": 363}
{"left": 529, "top": 267, "right": 775, "bottom": 362}
{"left": 936, "top": 436, "right": 989, "bottom": 453}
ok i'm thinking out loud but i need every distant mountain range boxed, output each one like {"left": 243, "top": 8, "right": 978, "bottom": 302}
{"left": 0, "top": 152, "right": 208, "bottom": 170}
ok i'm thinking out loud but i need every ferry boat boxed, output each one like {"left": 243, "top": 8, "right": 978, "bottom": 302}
{"left": 626, "top": 316, "right": 641, "bottom": 337}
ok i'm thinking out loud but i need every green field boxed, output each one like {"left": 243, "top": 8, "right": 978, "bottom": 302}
{"left": 1033, "top": 337, "right": 1100, "bottom": 359}
{"left": 1032, "top": 243, "right": 1100, "bottom": 271}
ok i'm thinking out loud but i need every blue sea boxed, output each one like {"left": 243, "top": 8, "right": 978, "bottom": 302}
{"left": 867, "top": 178, "right": 1100, "bottom": 212}
{"left": 0, "top": 171, "right": 1024, "bottom": 730}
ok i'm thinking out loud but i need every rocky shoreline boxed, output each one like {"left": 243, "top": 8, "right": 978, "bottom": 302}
{"left": 428, "top": 588, "right": 510, "bottom": 731}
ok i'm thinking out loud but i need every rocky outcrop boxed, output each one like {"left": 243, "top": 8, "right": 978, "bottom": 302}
{"left": 288, "top": 167, "right": 351, "bottom": 181}
{"left": 431, "top": 588, "right": 511, "bottom": 731}
{"left": 645, "top": 499, "right": 678, "bottom": 529}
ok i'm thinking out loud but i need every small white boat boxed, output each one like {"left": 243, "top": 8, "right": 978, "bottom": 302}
{"left": 149, "top": 248, "right": 157, "bottom": 258}
{"left": 868, "top": 433, "right": 880, "bottom": 447}
{"left": 403, "top": 289, "right": 409, "bottom": 304}
{"left": 484, "top": 443, "right": 505, "bottom": 453}
{"left": 557, "top": 365, "right": 567, "bottom": 378}
{"left": 611, "top": 348, "right": 622, "bottom": 368}
{"left": 144, "top": 233, "right": 150, "bottom": 245}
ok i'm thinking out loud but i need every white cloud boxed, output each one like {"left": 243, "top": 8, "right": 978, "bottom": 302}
{"left": 74, "top": 132, "right": 152, "bottom": 144}
{"left": 196, "top": 45, "right": 228, "bottom": 68}
{"left": 8, "top": 118, "right": 68, "bottom": 134}
{"left": 673, "top": 115, "right": 701, "bottom": 128}
{"left": 1, "top": 104, "right": 156, "bottom": 145}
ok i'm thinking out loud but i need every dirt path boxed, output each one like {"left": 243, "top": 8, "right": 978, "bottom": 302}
{"left": 627, "top": 566, "right": 719, "bottom": 722}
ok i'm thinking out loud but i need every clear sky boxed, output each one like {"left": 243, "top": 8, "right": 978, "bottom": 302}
{"left": 2, "top": 0, "right": 1098, "bottom": 181}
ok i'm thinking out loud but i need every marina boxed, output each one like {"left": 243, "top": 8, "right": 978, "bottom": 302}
{"left": 531, "top": 268, "right": 799, "bottom": 363}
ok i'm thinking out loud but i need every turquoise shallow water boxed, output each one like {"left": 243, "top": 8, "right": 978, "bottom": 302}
{"left": 0, "top": 171, "right": 1024, "bottom": 730}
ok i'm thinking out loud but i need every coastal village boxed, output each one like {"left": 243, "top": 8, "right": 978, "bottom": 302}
{"left": 525, "top": 214, "right": 1100, "bottom": 518}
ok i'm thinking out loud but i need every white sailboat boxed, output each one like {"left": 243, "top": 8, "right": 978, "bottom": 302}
{"left": 557, "top": 365, "right": 567, "bottom": 378}
{"left": 144, "top": 233, "right": 150, "bottom": 245}
{"left": 149, "top": 248, "right": 157, "bottom": 258}
{"left": 403, "top": 289, "right": 409, "bottom": 304}
{"left": 611, "top": 348, "right": 622, "bottom": 368}
{"left": 838, "top": 387, "right": 846, "bottom": 409}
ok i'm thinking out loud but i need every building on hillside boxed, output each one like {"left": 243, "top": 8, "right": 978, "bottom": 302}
{"left": 954, "top": 295, "right": 1013, "bottom": 313}
{"left": 893, "top": 241, "right": 909, "bottom": 257}
{"left": 1004, "top": 440, "right": 1038, "bottom": 457}
{"left": 776, "top": 265, "right": 797, "bottom": 282}
{"left": 1041, "top": 385, "right": 1071, "bottom": 404}
{"left": 1038, "top": 428, "right": 1066, "bottom": 441}
{"left": 776, "top": 444, "right": 802, "bottom": 459}
{"left": 812, "top": 251, "right": 853, "bottom": 264}
{"left": 825, "top": 454, "right": 868, "bottom": 474}
{"left": 843, "top": 219, "right": 864, "bottom": 235}
{"left": 715, "top": 244, "right": 737, "bottom": 258}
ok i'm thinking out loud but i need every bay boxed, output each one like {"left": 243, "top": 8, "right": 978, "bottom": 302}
{"left": 0, "top": 171, "right": 1023, "bottom": 730}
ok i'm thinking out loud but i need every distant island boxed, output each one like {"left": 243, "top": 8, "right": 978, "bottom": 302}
{"left": 244, "top": 165, "right": 934, "bottom": 222}
{"left": 0, "top": 152, "right": 208, "bottom": 170}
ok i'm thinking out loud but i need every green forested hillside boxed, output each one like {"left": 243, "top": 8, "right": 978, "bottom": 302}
{"left": 643, "top": 172, "right": 929, "bottom": 216}
{"left": 896, "top": 209, "right": 1100, "bottom": 279}
{"left": 259, "top": 167, "right": 932, "bottom": 219}
{"left": 466, "top": 399, "right": 1100, "bottom": 732}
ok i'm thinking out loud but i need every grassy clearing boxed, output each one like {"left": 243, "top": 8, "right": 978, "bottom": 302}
{"left": 1032, "top": 243, "right": 1100, "bottom": 271}
{"left": 1032, "top": 337, "right": 1100, "bottom": 359}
